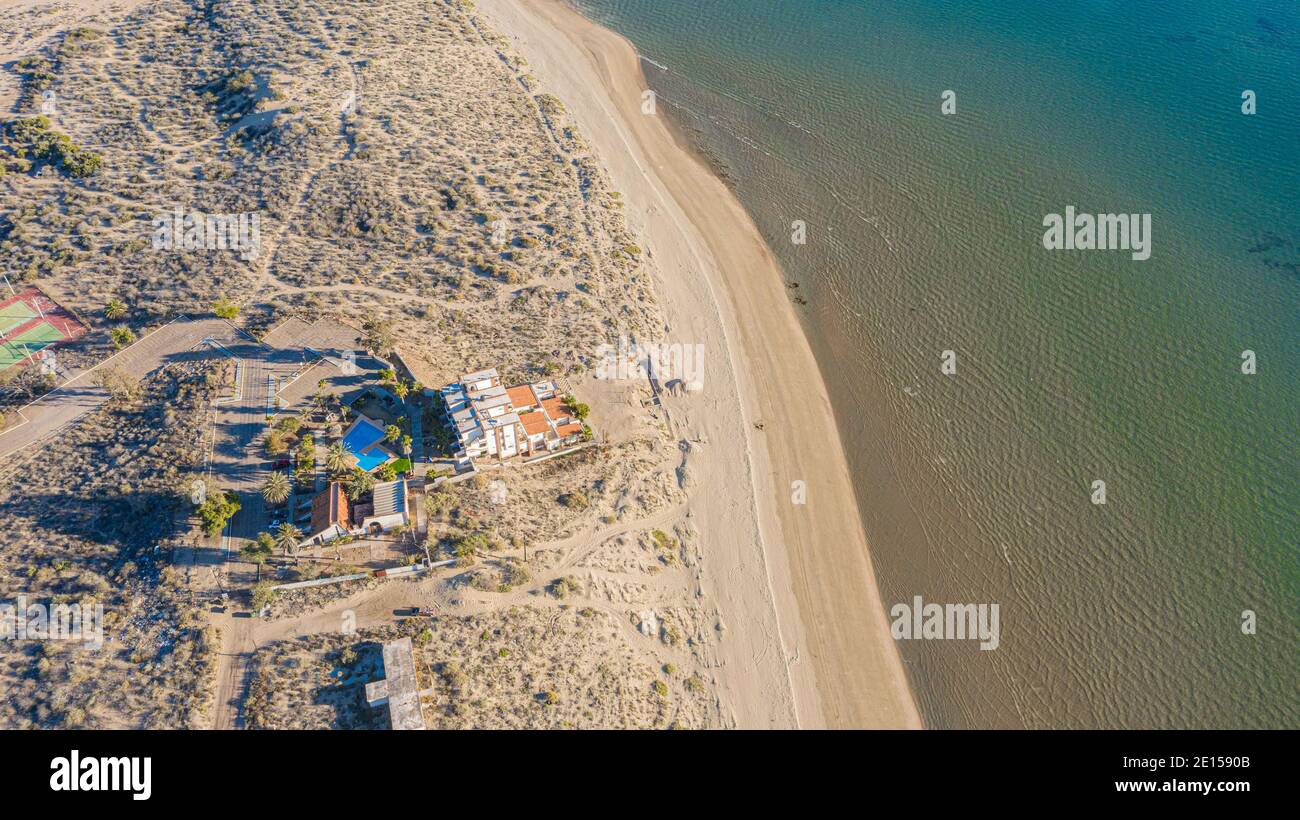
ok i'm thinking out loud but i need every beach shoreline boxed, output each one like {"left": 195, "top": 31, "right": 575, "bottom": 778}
{"left": 475, "top": 0, "right": 922, "bottom": 728}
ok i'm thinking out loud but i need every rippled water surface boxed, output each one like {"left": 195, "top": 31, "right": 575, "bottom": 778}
{"left": 570, "top": 0, "right": 1299, "bottom": 727}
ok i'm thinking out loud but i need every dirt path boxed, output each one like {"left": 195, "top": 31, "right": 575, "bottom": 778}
{"left": 213, "top": 619, "right": 253, "bottom": 730}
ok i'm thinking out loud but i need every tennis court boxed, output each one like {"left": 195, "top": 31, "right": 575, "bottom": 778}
{"left": 0, "top": 299, "right": 36, "bottom": 335}
{"left": 0, "top": 287, "right": 88, "bottom": 375}
{"left": 0, "top": 323, "right": 65, "bottom": 370}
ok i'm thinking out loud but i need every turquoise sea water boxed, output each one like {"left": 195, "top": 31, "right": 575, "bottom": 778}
{"left": 570, "top": 0, "right": 1299, "bottom": 728}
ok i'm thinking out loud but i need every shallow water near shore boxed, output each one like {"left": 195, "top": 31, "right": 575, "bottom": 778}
{"left": 571, "top": 0, "right": 1300, "bottom": 728}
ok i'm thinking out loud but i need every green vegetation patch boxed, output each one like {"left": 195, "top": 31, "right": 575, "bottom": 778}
{"left": 4, "top": 117, "right": 103, "bottom": 178}
{"left": 389, "top": 457, "right": 413, "bottom": 475}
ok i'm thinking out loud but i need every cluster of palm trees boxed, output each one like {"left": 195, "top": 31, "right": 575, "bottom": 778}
{"left": 256, "top": 426, "right": 374, "bottom": 557}
{"left": 378, "top": 367, "right": 418, "bottom": 402}
{"left": 260, "top": 434, "right": 353, "bottom": 502}
{"left": 254, "top": 378, "right": 418, "bottom": 559}
{"left": 238, "top": 521, "right": 303, "bottom": 566}
{"left": 243, "top": 520, "right": 306, "bottom": 561}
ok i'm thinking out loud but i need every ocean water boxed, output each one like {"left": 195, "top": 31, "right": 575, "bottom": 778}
{"left": 570, "top": 0, "right": 1300, "bottom": 728}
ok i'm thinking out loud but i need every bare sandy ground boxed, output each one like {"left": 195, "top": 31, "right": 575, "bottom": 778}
{"left": 476, "top": 0, "right": 921, "bottom": 728}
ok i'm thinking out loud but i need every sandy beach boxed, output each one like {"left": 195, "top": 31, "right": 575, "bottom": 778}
{"left": 476, "top": 0, "right": 921, "bottom": 729}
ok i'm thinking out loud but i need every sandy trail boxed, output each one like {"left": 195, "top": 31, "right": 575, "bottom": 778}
{"left": 476, "top": 0, "right": 921, "bottom": 728}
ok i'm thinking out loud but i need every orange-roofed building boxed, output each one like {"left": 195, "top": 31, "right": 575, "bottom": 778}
{"left": 302, "top": 481, "right": 351, "bottom": 547}
{"left": 439, "top": 370, "right": 586, "bottom": 462}
{"left": 518, "top": 411, "right": 550, "bottom": 452}
{"left": 506, "top": 384, "right": 538, "bottom": 412}
{"left": 555, "top": 422, "right": 583, "bottom": 441}
{"left": 540, "top": 396, "right": 572, "bottom": 423}
{"left": 519, "top": 411, "right": 550, "bottom": 437}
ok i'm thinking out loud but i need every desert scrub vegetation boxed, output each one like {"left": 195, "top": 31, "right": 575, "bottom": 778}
{"left": 3, "top": 116, "right": 103, "bottom": 178}
{"left": 2, "top": 0, "right": 666, "bottom": 389}
{"left": 425, "top": 436, "right": 684, "bottom": 553}
{"left": 245, "top": 605, "right": 716, "bottom": 729}
{"left": 0, "top": 0, "right": 665, "bottom": 392}
{"left": 0, "top": 0, "right": 703, "bottom": 727}
{"left": 0, "top": 362, "right": 221, "bottom": 728}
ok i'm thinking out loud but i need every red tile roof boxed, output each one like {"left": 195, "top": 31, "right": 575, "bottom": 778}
{"left": 311, "top": 482, "right": 350, "bottom": 536}
{"left": 540, "top": 397, "right": 570, "bottom": 420}
{"left": 506, "top": 384, "right": 538, "bottom": 412}
{"left": 519, "top": 411, "right": 550, "bottom": 437}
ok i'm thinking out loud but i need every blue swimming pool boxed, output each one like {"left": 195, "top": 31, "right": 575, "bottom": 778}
{"left": 343, "top": 419, "right": 390, "bottom": 472}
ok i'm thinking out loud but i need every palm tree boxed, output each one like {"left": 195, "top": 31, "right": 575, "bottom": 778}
{"left": 274, "top": 522, "right": 303, "bottom": 557}
{"left": 109, "top": 325, "right": 136, "bottom": 349}
{"left": 104, "top": 299, "right": 127, "bottom": 320}
{"left": 261, "top": 471, "right": 291, "bottom": 505}
{"left": 325, "top": 442, "right": 350, "bottom": 475}
{"left": 345, "top": 468, "right": 374, "bottom": 501}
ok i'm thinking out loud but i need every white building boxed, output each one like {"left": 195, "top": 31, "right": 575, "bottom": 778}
{"left": 359, "top": 479, "right": 409, "bottom": 534}
{"left": 440, "top": 369, "right": 583, "bottom": 462}
{"left": 364, "top": 637, "right": 425, "bottom": 730}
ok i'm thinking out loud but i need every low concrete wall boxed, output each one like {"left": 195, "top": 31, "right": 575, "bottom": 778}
{"left": 269, "top": 572, "right": 370, "bottom": 592}
{"left": 270, "top": 558, "right": 457, "bottom": 590}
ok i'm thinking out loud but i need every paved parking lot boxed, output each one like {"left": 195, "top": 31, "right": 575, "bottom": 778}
{"left": 207, "top": 317, "right": 377, "bottom": 562}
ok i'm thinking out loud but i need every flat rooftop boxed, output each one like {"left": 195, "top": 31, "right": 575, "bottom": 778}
{"left": 364, "top": 637, "right": 425, "bottom": 731}
{"left": 372, "top": 479, "right": 407, "bottom": 517}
